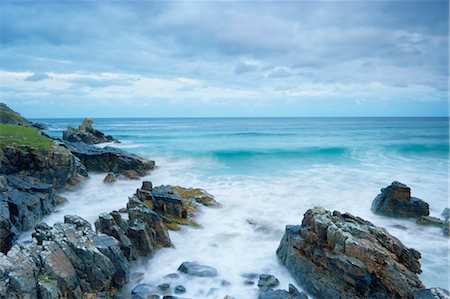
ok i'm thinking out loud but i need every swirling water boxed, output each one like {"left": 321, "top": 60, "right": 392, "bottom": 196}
{"left": 36, "top": 117, "right": 449, "bottom": 298}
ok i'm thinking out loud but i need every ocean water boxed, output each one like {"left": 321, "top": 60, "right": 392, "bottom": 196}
{"left": 35, "top": 117, "right": 449, "bottom": 298}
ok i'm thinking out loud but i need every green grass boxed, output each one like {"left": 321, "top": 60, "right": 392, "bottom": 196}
{"left": 0, "top": 124, "right": 53, "bottom": 149}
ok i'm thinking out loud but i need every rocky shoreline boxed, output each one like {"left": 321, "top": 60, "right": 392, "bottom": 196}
{"left": 1, "top": 103, "right": 449, "bottom": 298}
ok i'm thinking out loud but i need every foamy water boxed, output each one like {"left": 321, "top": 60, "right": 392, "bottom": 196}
{"left": 34, "top": 117, "right": 449, "bottom": 298}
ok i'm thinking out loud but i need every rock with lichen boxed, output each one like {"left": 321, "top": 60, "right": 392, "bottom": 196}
{"left": 277, "top": 207, "right": 426, "bottom": 298}
{"left": 130, "top": 181, "right": 221, "bottom": 230}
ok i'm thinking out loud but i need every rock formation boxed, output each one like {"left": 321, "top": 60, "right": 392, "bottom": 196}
{"left": 62, "top": 141, "right": 154, "bottom": 177}
{"left": 132, "top": 182, "right": 221, "bottom": 230}
{"left": 371, "top": 181, "right": 429, "bottom": 218}
{"left": 0, "top": 107, "right": 88, "bottom": 253}
{"left": 277, "top": 207, "right": 425, "bottom": 298}
{"left": 0, "top": 195, "right": 172, "bottom": 298}
{"left": 62, "top": 118, "right": 118, "bottom": 144}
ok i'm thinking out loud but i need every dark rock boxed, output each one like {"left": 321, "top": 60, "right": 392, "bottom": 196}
{"left": 277, "top": 207, "right": 424, "bottom": 298}
{"left": 244, "top": 280, "right": 255, "bottom": 286}
{"left": 131, "top": 283, "right": 154, "bottom": 298}
{"left": 31, "top": 122, "right": 48, "bottom": 130}
{"left": 63, "top": 141, "right": 155, "bottom": 176}
{"left": 158, "top": 283, "right": 171, "bottom": 292}
{"left": 104, "top": 173, "right": 116, "bottom": 183}
{"left": 174, "top": 285, "right": 186, "bottom": 294}
{"left": 257, "top": 274, "right": 280, "bottom": 289}
{"left": 415, "top": 288, "right": 450, "bottom": 299}
{"left": 142, "top": 181, "right": 153, "bottom": 191}
{"left": 177, "top": 261, "right": 218, "bottom": 277}
{"left": 371, "top": 181, "right": 429, "bottom": 218}
{"left": 288, "top": 284, "right": 308, "bottom": 299}
{"left": 62, "top": 118, "right": 119, "bottom": 144}
{"left": 0, "top": 175, "right": 62, "bottom": 253}
{"left": 416, "top": 216, "right": 444, "bottom": 226}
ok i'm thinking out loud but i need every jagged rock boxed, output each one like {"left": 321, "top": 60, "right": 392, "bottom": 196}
{"left": 289, "top": 284, "right": 308, "bottom": 299}
{"left": 62, "top": 118, "right": 118, "bottom": 144}
{"left": 415, "top": 288, "right": 450, "bottom": 299}
{"left": 257, "top": 274, "right": 280, "bottom": 288}
{"left": 0, "top": 176, "right": 64, "bottom": 253}
{"left": 132, "top": 182, "right": 220, "bottom": 230}
{"left": 277, "top": 207, "right": 425, "bottom": 298}
{"left": 371, "top": 181, "right": 429, "bottom": 218}
{"left": 416, "top": 216, "right": 444, "bottom": 226}
{"left": 177, "top": 261, "right": 218, "bottom": 277}
{"left": 63, "top": 141, "right": 154, "bottom": 176}
{"left": 104, "top": 173, "right": 116, "bottom": 183}
{"left": 131, "top": 284, "right": 154, "bottom": 299}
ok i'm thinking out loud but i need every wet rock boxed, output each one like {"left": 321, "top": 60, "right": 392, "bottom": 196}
{"left": 63, "top": 118, "right": 119, "bottom": 144}
{"left": 258, "top": 274, "right": 280, "bottom": 289}
{"left": 221, "top": 280, "right": 231, "bottom": 286}
{"left": 177, "top": 261, "right": 218, "bottom": 277}
{"left": 174, "top": 285, "right": 186, "bottom": 294}
{"left": 441, "top": 208, "right": 450, "bottom": 221}
{"left": 244, "top": 280, "right": 255, "bottom": 286}
{"left": 288, "top": 284, "right": 308, "bottom": 299}
{"left": 158, "top": 283, "right": 171, "bottom": 292}
{"left": 131, "top": 283, "right": 154, "bottom": 298}
{"left": 415, "top": 288, "right": 450, "bottom": 299}
{"left": 277, "top": 207, "right": 424, "bottom": 298}
{"left": 241, "top": 272, "right": 259, "bottom": 280}
{"left": 416, "top": 216, "right": 444, "bottom": 226}
{"left": 371, "top": 181, "right": 429, "bottom": 218}
{"left": 142, "top": 181, "right": 153, "bottom": 191}
{"left": 63, "top": 141, "right": 155, "bottom": 176}
{"left": 104, "top": 173, "right": 116, "bottom": 183}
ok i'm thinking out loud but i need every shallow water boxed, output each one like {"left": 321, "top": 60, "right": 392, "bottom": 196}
{"left": 35, "top": 117, "right": 449, "bottom": 298}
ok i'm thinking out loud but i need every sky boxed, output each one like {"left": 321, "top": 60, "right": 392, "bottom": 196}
{"left": 1, "top": 1, "right": 449, "bottom": 118}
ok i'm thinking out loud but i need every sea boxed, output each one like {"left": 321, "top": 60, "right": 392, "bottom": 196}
{"left": 33, "top": 117, "right": 449, "bottom": 298}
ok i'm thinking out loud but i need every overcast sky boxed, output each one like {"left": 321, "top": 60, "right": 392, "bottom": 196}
{"left": 1, "top": 1, "right": 448, "bottom": 117}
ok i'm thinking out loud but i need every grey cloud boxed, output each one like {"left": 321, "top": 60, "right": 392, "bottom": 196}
{"left": 24, "top": 72, "right": 51, "bottom": 81}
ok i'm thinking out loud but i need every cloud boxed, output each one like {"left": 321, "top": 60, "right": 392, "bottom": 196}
{"left": 24, "top": 72, "right": 51, "bottom": 81}
{"left": 0, "top": 1, "right": 448, "bottom": 117}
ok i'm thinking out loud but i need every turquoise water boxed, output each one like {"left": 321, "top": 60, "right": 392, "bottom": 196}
{"left": 37, "top": 117, "right": 449, "bottom": 298}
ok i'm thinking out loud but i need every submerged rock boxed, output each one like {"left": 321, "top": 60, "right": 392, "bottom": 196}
{"left": 416, "top": 216, "right": 444, "bottom": 226}
{"left": 177, "top": 261, "right": 218, "bottom": 277}
{"left": 62, "top": 118, "right": 119, "bottom": 144}
{"left": 277, "top": 207, "right": 425, "bottom": 298}
{"left": 63, "top": 141, "right": 155, "bottom": 176}
{"left": 371, "top": 181, "right": 429, "bottom": 218}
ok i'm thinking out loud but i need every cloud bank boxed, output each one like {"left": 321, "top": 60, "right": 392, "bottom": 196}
{"left": 1, "top": 1, "right": 448, "bottom": 117}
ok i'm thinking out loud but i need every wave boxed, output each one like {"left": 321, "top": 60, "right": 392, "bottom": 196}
{"left": 209, "top": 146, "right": 350, "bottom": 159}
{"left": 386, "top": 144, "right": 449, "bottom": 155}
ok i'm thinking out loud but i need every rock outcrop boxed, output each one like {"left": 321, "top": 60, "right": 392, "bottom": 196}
{"left": 63, "top": 141, "right": 154, "bottom": 177}
{"left": 0, "top": 196, "right": 173, "bottom": 298}
{"left": 277, "top": 207, "right": 425, "bottom": 298}
{"left": 132, "top": 182, "right": 221, "bottom": 230}
{"left": 62, "top": 118, "right": 118, "bottom": 144}
{"left": 0, "top": 112, "right": 87, "bottom": 253}
{"left": 371, "top": 181, "right": 429, "bottom": 218}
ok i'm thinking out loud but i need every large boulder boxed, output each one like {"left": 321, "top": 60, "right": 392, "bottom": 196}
{"left": 63, "top": 141, "right": 154, "bottom": 176}
{"left": 277, "top": 207, "right": 425, "bottom": 298}
{"left": 371, "top": 181, "right": 429, "bottom": 218}
{"left": 62, "top": 118, "right": 118, "bottom": 144}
